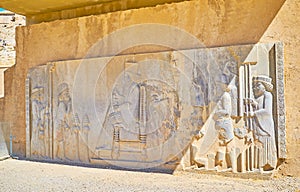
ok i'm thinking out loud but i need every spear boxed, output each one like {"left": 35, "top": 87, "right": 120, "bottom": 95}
{"left": 242, "top": 61, "right": 256, "bottom": 171}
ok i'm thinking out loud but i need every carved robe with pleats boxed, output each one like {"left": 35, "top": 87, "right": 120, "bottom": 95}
{"left": 253, "top": 91, "right": 277, "bottom": 169}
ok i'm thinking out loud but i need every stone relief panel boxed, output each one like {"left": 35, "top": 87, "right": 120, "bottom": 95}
{"left": 26, "top": 65, "right": 51, "bottom": 159}
{"left": 51, "top": 62, "right": 91, "bottom": 163}
{"left": 93, "top": 60, "right": 195, "bottom": 168}
{"left": 190, "top": 43, "right": 285, "bottom": 173}
{"left": 26, "top": 43, "right": 285, "bottom": 173}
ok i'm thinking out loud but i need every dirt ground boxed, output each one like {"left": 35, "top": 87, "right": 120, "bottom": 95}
{"left": 0, "top": 159, "right": 299, "bottom": 192}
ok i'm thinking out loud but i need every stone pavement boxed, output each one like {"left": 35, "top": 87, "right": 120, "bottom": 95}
{"left": 0, "top": 159, "right": 299, "bottom": 192}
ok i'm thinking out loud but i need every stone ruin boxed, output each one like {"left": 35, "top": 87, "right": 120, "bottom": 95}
{"left": 0, "top": 11, "right": 25, "bottom": 98}
{"left": 25, "top": 42, "right": 286, "bottom": 174}
{"left": 0, "top": 11, "right": 25, "bottom": 159}
{"left": 0, "top": 10, "right": 25, "bottom": 67}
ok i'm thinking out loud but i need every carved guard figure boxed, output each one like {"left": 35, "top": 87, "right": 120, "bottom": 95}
{"left": 55, "top": 83, "right": 72, "bottom": 160}
{"left": 31, "top": 86, "right": 47, "bottom": 157}
{"left": 251, "top": 75, "right": 277, "bottom": 171}
{"left": 214, "top": 84, "right": 237, "bottom": 173}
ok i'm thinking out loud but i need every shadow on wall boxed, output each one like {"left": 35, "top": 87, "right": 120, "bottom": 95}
{"left": 200, "top": 0, "right": 287, "bottom": 48}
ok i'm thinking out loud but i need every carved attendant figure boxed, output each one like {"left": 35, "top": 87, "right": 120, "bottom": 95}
{"left": 31, "top": 87, "right": 47, "bottom": 157}
{"left": 55, "top": 83, "right": 72, "bottom": 159}
{"left": 214, "top": 81, "right": 237, "bottom": 172}
{"left": 252, "top": 75, "right": 277, "bottom": 171}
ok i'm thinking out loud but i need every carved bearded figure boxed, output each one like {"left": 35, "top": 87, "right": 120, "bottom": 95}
{"left": 214, "top": 83, "right": 236, "bottom": 172}
{"left": 55, "top": 83, "right": 72, "bottom": 159}
{"left": 252, "top": 75, "right": 277, "bottom": 171}
{"left": 31, "top": 87, "right": 47, "bottom": 157}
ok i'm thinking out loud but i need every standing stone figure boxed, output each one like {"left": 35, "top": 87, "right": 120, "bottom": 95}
{"left": 79, "top": 115, "right": 90, "bottom": 163}
{"left": 30, "top": 86, "right": 47, "bottom": 157}
{"left": 214, "top": 85, "right": 237, "bottom": 172}
{"left": 55, "top": 83, "right": 72, "bottom": 160}
{"left": 251, "top": 75, "right": 277, "bottom": 171}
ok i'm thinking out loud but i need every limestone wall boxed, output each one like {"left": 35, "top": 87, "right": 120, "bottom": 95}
{"left": 0, "top": 12, "right": 25, "bottom": 99}
{"left": 260, "top": 0, "right": 300, "bottom": 177}
{"left": 0, "top": 11, "right": 24, "bottom": 144}
{"left": 2, "top": 0, "right": 300, "bottom": 176}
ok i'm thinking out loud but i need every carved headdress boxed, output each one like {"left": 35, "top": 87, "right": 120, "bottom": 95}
{"left": 57, "top": 82, "right": 69, "bottom": 95}
{"left": 253, "top": 75, "right": 273, "bottom": 92}
{"left": 31, "top": 86, "right": 44, "bottom": 95}
{"left": 31, "top": 86, "right": 44, "bottom": 100}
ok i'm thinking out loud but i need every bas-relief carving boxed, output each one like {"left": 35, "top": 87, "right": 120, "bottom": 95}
{"left": 26, "top": 66, "right": 51, "bottom": 159}
{"left": 191, "top": 43, "right": 284, "bottom": 173}
{"left": 26, "top": 43, "right": 285, "bottom": 173}
{"left": 27, "top": 64, "right": 91, "bottom": 163}
{"left": 52, "top": 65, "right": 91, "bottom": 163}
{"left": 252, "top": 76, "right": 277, "bottom": 170}
{"left": 274, "top": 43, "right": 286, "bottom": 158}
{"left": 94, "top": 60, "right": 195, "bottom": 168}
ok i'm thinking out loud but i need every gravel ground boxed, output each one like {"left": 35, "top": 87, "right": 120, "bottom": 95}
{"left": 0, "top": 159, "right": 299, "bottom": 192}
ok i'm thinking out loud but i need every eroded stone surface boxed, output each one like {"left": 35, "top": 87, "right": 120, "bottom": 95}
{"left": 26, "top": 43, "right": 285, "bottom": 173}
{"left": 0, "top": 12, "right": 25, "bottom": 66}
{"left": 2, "top": 0, "right": 299, "bottom": 177}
